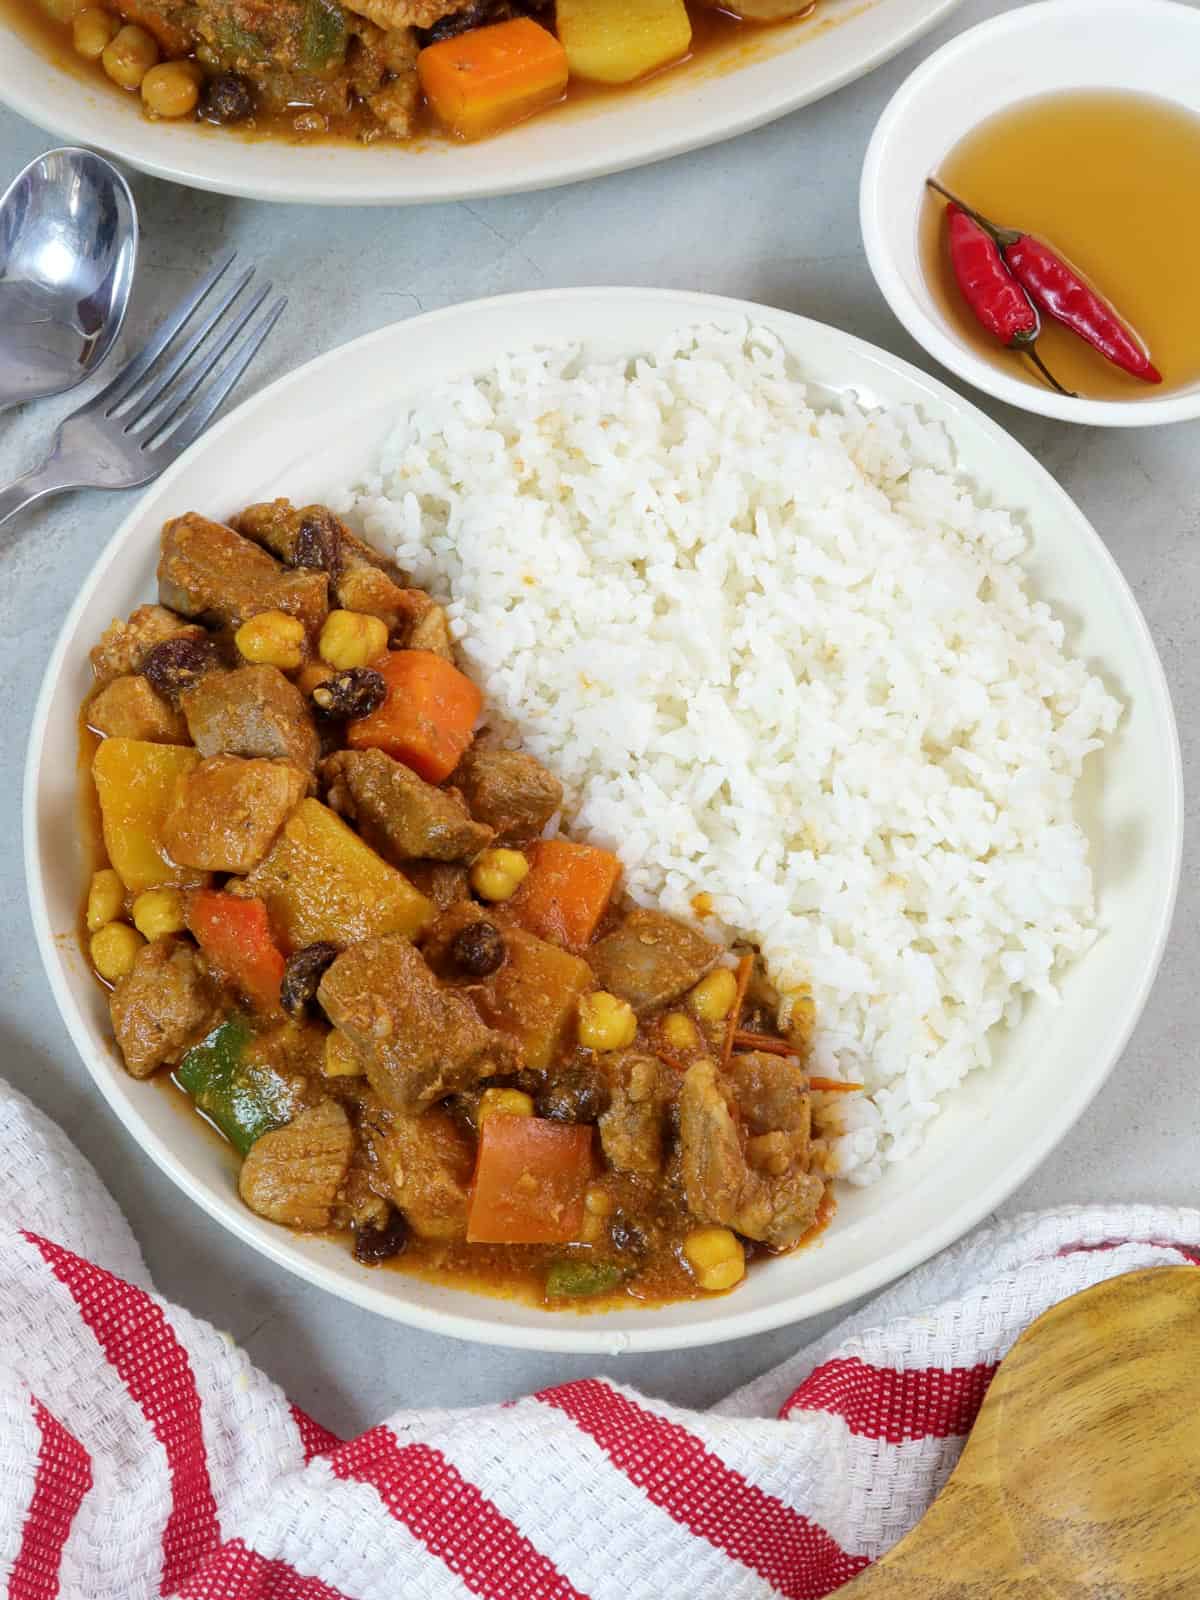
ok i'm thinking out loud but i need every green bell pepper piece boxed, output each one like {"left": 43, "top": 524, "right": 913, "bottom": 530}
{"left": 545, "top": 1260, "right": 626, "bottom": 1301}
{"left": 300, "top": 0, "right": 346, "bottom": 70}
{"left": 214, "top": 15, "right": 269, "bottom": 62}
{"left": 176, "top": 1018, "right": 290, "bottom": 1156}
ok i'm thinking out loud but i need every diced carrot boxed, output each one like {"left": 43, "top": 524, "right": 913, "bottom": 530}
{"left": 467, "top": 1115, "right": 592, "bottom": 1244}
{"left": 510, "top": 838, "right": 622, "bottom": 952}
{"left": 346, "top": 650, "right": 482, "bottom": 784}
{"left": 187, "top": 889, "right": 285, "bottom": 1014}
{"left": 417, "top": 17, "right": 569, "bottom": 142}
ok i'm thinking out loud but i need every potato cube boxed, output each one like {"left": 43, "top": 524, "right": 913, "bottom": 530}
{"left": 557, "top": 0, "right": 691, "bottom": 84}
{"left": 92, "top": 738, "right": 205, "bottom": 894}
{"left": 240, "top": 799, "right": 435, "bottom": 951}
{"left": 474, "top": 925, "right": 593, "bottom": 1070}
{"left": 87, "top": 675, "right": 189, "bottom": 743}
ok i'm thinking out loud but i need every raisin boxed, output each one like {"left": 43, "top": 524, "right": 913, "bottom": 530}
{"left": 199, "top": 72, "right": 255, "bottom": 125}
{"left": 608, "top": 1215, "right": 648, "bottom": 1256}
{"left": 280, "top": 942, "right": 338, "bottom": 1018}
{"left": 419, "top": 1, "right": 519, "bottom": 44}
{"left": 354, "top": 1209, "right": 409, "bottom": 1265}
{"left": 539, "top": 1065, "right": 610, "bottom": 1125}
{"left": 293, "top": 508, "right": 343, "bottom": 577}
{"left": 310, "top": 666, "right": 386, "bottom": 720}
{"left": 449, "top": 920, "right": 505, "bottom": 978}
{"left": 142, "top": 634, "right": 220, "bottom": 700}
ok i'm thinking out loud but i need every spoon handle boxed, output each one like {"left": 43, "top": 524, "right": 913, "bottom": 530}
{"left": 0, "top": 460, "right": 80, "bottom": 529}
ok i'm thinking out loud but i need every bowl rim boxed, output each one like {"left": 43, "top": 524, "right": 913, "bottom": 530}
{"left": 0, "top": 0, "right": 964, "bottom": 207}
{"left": 859, "top": 0, "right": 1200, "bottom": 427}
{"left": 23, "top": 285, "right": 1184, "bottom": 1352}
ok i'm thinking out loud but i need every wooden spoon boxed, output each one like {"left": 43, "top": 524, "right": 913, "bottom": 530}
{"left": 840, "top": 1266, "right": 1200, "bottom": 1597}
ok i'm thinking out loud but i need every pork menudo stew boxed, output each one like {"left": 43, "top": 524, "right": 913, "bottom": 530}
{"left": 81, "top": 498, "right": 835, "bottom": 1308}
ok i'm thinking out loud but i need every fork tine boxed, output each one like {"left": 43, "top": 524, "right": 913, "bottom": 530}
{"left": 147, "top": 295, "right": 287, "bottom": 460}
{"left": 115, "top": 265, "right": 257, "bottom": 429}
{"left": 88, "top": 249, "right": 237, "bottom": 414}
{"left": 131, "top": 276, "right": 268, "bottom": 439}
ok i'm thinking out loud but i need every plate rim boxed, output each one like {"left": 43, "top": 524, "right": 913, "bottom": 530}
{"left": 24, "top": 285, "right": 1183, "bottom": 1353}
{"left": 0, "top": 0, "right": 963, "bottom": 205}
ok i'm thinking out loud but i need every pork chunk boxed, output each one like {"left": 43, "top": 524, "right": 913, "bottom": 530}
{"left": 90, "top": 604, "right": 206, "bottom": 687}
{"left": 403, "top": 861, "right": 470, "bottom": 911}
{"left": 87, "top": 675, "right": 190, "bottom": 743}
{"left": 449, "top": 748, "right": 563, "bottom": 845}
{"left": 360, "top": 1103, "right": 473, "bottom": 1239}
{"left": 237, "top": 499, "right": 419, "bottom": 635}
{"left": 341, "top": 0, "right": 461, "bottom": 28}
{"left": 679, "top": 1057, "right": 823, "bottom": 1249}
{"left": 321, "top": 748, "right": 493, "bottom": 865}
{"left": 405, "top": 602, "right": 454, "bottom": 659}
{"left": 238, "top": 1100, "right": 353, "bottom": 1230}
{"left": 181, "top": 665, "right": 320, "bottom": 773}
{"left": 318, "top": 934, "right": 519, "bottom": 1112}
{"left": 158, "top": 512, "right": 328, "bottom": 638}
{"left": 109, "top": 935, "right": 221, "bottom": 1078}
{"left": 598, "top": 1053, "right": 673, "bottom": 1175}
{"left": 163, "top": 755, "right": 307, "bottom": 873}
{"left": 588, "top": 909, "right": 719, "bottom": 1016}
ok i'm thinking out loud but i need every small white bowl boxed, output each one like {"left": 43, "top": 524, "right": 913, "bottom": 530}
{"left": 860, "top": 0, "right": 1200, "bottom": 427}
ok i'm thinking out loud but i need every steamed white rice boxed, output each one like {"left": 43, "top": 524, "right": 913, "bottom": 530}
{"left": 346, "top": 323, "right": 1121, "bottom": 1184}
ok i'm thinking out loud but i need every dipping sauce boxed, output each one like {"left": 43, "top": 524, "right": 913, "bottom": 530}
{"left": 922, "top": 89, "right": 1200, "bottom": 400}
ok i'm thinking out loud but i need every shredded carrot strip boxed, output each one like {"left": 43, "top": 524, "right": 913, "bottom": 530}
{"left": 732, "top": 1029, "right": 799, "bottom": 1058}
{"left": 730, "top": 1030, "right": 862, "bottom": 1090}
{"left": 720, "top": 953, "right": 755, "bottom": 1070}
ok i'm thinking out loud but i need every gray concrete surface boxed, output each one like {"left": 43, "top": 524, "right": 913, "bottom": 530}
{"left": 1, "top": 0, "right": 1195, "bottom": 1436}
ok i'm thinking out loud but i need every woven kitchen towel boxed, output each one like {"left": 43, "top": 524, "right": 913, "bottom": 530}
{"left": 1, "top": 1077, "right": 1196, "bottom": 1600}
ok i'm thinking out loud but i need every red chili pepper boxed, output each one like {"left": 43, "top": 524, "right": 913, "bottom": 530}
{"left": 929, "top": 180, "right": 1161, "bottom": 385}
{"left": 945, "top": 203, "right": 1038, "bottom": 347}
{"left": 1004, "top": 235, "right": 1162, "bottom": 384}
{"left": 943, "top": 204, "right": 1069, "bottom": 394}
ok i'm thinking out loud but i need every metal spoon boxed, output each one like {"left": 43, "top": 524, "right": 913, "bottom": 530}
{"left": 0, "top": 147, "right": 138, "bottom": 414}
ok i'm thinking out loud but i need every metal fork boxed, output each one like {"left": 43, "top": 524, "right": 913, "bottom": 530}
{"left": 0, "top": 251, "right": 285, "bottom": 528}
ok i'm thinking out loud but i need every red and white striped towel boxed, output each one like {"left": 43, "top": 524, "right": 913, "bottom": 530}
{"left": 2, "top": 1077, "right": 1196, "bottom": 1600}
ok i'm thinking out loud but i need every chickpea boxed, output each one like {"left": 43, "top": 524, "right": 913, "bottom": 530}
{"left": 323, "top": 1030, "right": 364, "bottom": 1079}
{"left": 141, "top": 60, "right": 202, "bottom": 119}
{"left": 234, "top": 609, "right": 306, "bottom": 671}
{"left": 578, "top": 990, "right": 637, "bottom": 1053}
{"left": 318, "top": 609, "right": 389, "bottom": 671}
{"left": 477, "top": 1087, "right": 534, "bottom": 1128}
{"left": 470, "top": 847, "right": 529, "bottom": 903}
{"left": 43, "top": 0, "right": 82, "bottom": 22}
{"left": 296, "top": 660, "right": 335, "bottom": 697}
{"left": 86, "top": 867, "right": 124, "bottom": 932}
{"left": 90, "top": 921, "right": 145, "bottom": 984}
{"left": 72, "top": 7, "right": 118, "bottom": 59}
{"left": 101, "top": 23, "right": 159, "bottom": 91}
{"left": 683, "top": 1226, "right": 745, "bottom": 1293}
{"left": 689, "top": 966, "right": 738, "bottom": 1023}
{"left": 581, "top": 1185, "right": 614, "bottom": 1244}
{"left": 661, "top": 1011, "right": 699, "bottom": 1052}
{"left": 131, "top": 886, "right": 186, "bottom": 941}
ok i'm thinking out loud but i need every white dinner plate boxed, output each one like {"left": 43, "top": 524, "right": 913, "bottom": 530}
{"left": 0, "top": 0, "right": 961, "bottom": 205}
{"left": 25, "top": 288, "right": 1181, "bottom": 1353}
